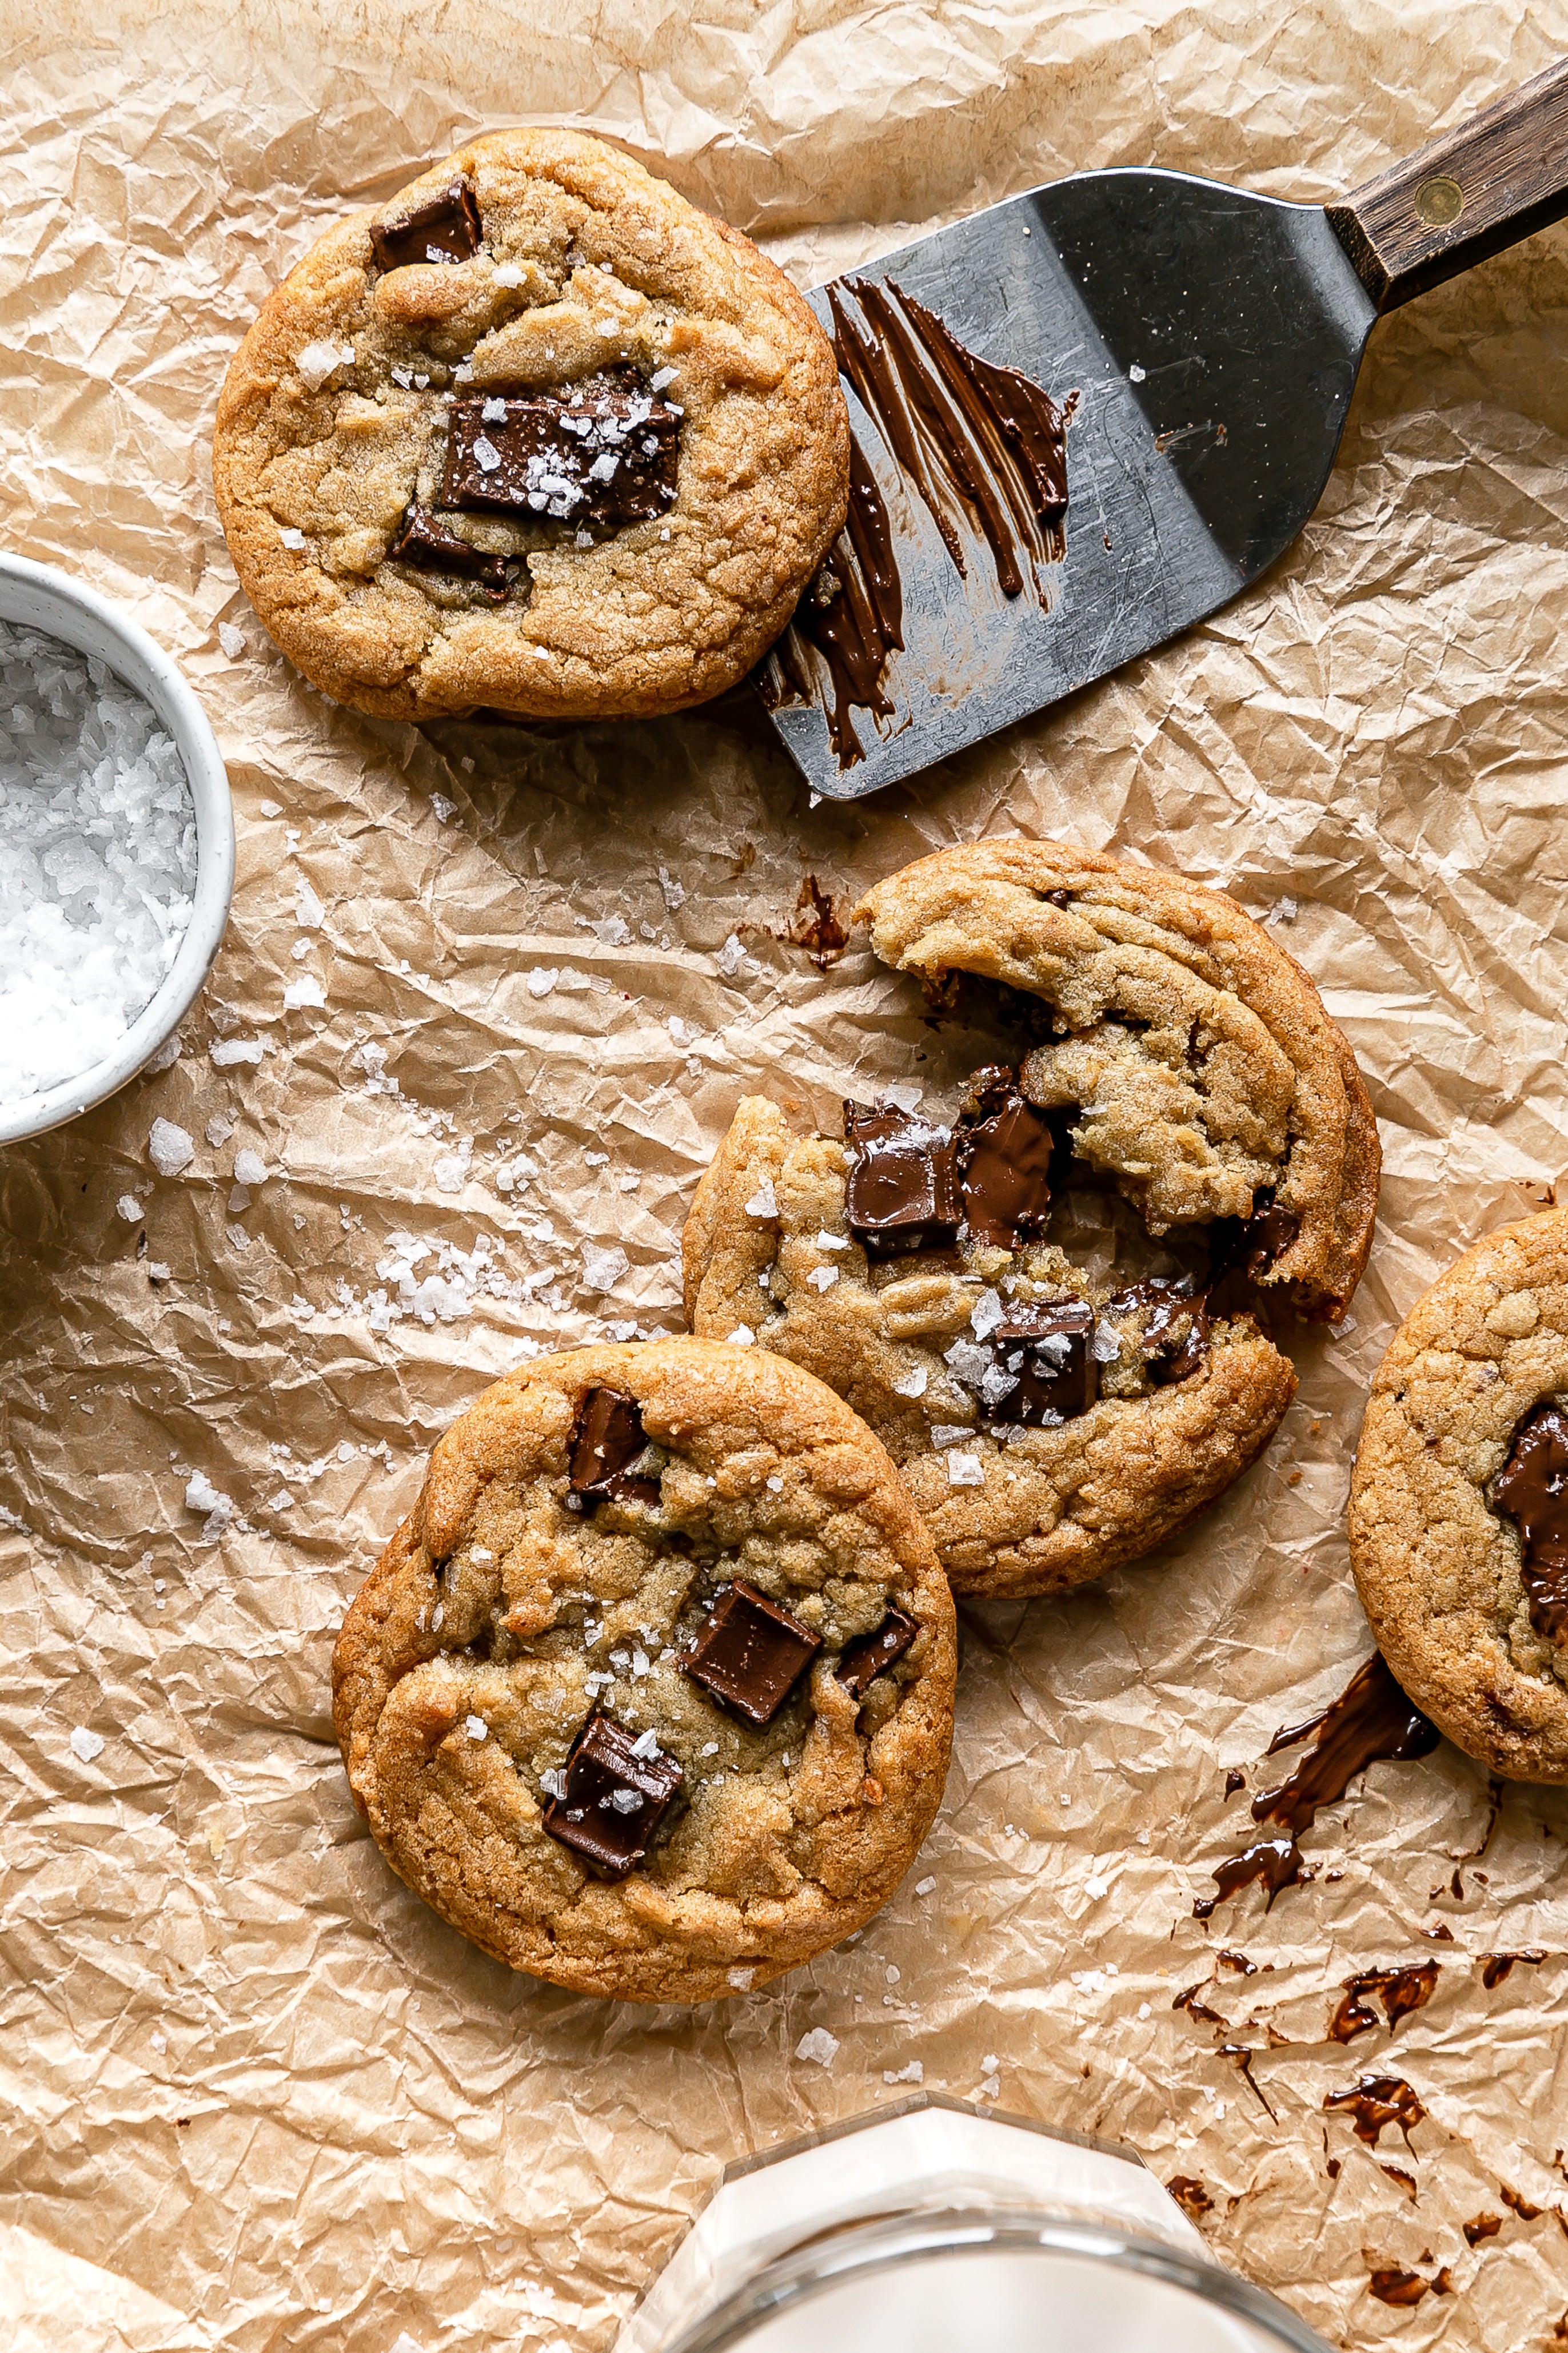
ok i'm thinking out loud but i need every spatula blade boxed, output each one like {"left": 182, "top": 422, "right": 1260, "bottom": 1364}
{"left": 759, "top": 169, "right": 1376, "bottom": 799}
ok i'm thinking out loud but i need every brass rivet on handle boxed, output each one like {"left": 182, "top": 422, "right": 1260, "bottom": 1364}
{"left": 1415, "top": 175, "right": 1465, "bottom": 228}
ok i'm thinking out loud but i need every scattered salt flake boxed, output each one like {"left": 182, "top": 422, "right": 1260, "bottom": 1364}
{"left": 883, "top": 2060, "right": 923, "bottom": 2085}
{"left": 1084, "top": 1874, "right": 1109, "bottom": 1900}
{"left": 727, "top": 1966, "right": 755, "bottom": 1991}
{"left": 493, "top": 261, "right": 524, "bottom": 288}
{"left": 69, "top": 1725, "right": 105, "bottom": 1765}
{"left": 258, "top": 799, "right": 281, "bottom": 818}
{"left": 915, "top": 1876, "right": 936, "bottom": 1896}
{"left": 528, "top": 967, "right": 559, "bottom": 998}
{"left": 144, "top": 1031, "right": 182, "bottom": 1073}
{"left": 885, "top": 1964, "right": 900, "bottom": 1984}
{"left": 149, "top": 1119, "right": 194, "bottom": 1176}
{"left": 931, "top": 1424, "right": 973, "bottom": 1447}
{"left": 115, "top": 1193, "right": 143, "bottom": 1223}
{"left": 234, "top": 1148, "right": 267, "bottom": 1188}
{"left": 294, "top": 877, "right": 324, "bottom": 929}
{"left": 1138, "top": 2002, "right": 1151, "bottom": 2020}
{"left": 151, "top": 2029, "right": 167, "bottom": 2053}
{"left": 715, "top": 932, "right": 751, "bottom": 978}
{"left": 183, "top": 1468, "right": 233, "bottom": 1540}
{"left": 947, "top": 1452, "right": 984, "bottom": 1487}
{"left": 278, "top": 526, "right": 307, "bottom": 550}
{"left": 649, "top": 365, "right": 677, "bottom": 390}
{"left": 1331, "top": 1313, "right": 1358, "bottom": 1338}
{"left": 657, "top": 865, "right": 687, "bottom": 911}
{"left": 745, "top": 1179, "right": 777, "bottom": 1219}
{"left": 1271, "top": 896, "right": 1299, "bottom": 922}
{"left": 539, "top": 1767, "right": 566, "bottom": 1799}
{"left": 210, "top": 1037, "right": 266, "bottom": 1067}
{"left": 814, "top": 1230, "right": 848, "bottom": 1250}
{"left": 884, "top": 1081, "right": 922, "bottom": 1114}
{"left": 295, "top": 337, "right": 353, "bottom": 389}
{"left": 464, "top": 1715, "right": 488, "bottom": 1742}
{"left": 970, "top": 1288, "right": 1004, "bottom": 1340}
{"left": 581, "top": 1242, "right": 628, "bottom": 1293}
{"left": 389, "top": 2336, "right": 426, "bottom": 2353}
{"left": 725, "top": 1325, "right": 756, "bottom": 1346}
{"left": 807, "top": 1265, "right": 838, "bottom": 1293}
{"left": 284, "top": 974, "right": 325, "bottom": 1010}
{"left": 434, "top": 1154, "right": 469, "bottom": 1195}
{"left": 581, "top": 912, "right": 630, "bottom": 945}
{"left": 472, "top": 434, "right": 502, "bottom": 473}
{"left": 629, "top": 1729, "right": 661, "bottom": 1759}
{"left": 1130, "top": 363, "right": 1147, "bottom": 383}
{"left": 794, "top": 2026, "right": 839, "bottom": 2069}
{"left": 893, "top": 1367, "right": 928, "bottom": 1399}
{"left": 217, "top": 623, "right": 246, "bottom": 659}
{"left": 269, "top": 1488, "right": 294, "bottom": 1512}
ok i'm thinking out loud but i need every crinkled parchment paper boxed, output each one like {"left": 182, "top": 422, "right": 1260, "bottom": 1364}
{"left": 5, "top": 3, "right": 1568, "bottom": 2347}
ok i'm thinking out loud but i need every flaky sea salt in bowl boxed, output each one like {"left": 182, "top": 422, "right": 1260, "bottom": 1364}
{"left": 0, "top": 554, "right": 234, "bottom": 1145}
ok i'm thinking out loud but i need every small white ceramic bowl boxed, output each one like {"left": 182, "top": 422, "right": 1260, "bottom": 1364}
{"left": 0, "top": 552, "right": 235, "bottom": 1146}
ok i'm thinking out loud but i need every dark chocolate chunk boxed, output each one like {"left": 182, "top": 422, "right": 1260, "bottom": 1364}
{"left": 568, "top": 1387, "right": 660, "bottom": 1508}
{"left": 369, "top": 180, "right": 482, "bottom": 271}
{"left": 442, "top": 374, "right": 680, "bottom": 529}
{"left": 843, "top": 1101, "right": 960, "bottom": 1258}
{"left": 955, "top": 1065, "right": 1053, "bottom": 1249}
{"left": 682, "top": 1579, "right": 823, "bottom": 1726}
{"left": 836, "top": 1607, "right": 919, "bottom": 1699}
{"left": 540, "top": 1712, "right": 684, "bottom": 1880}
{"left": 987, "top": 1300, "right": 1098, "bottom": 1425}
{"left": 1241, "top": 1195, "right": 1299, "bottom": 1280}
{"left": 388, "top": 503, "right": 510, "bottom": 597}
{"left": 1493, "top": 1400, "right": 1568, "bottom": 1643}
{"left": 1106, "top": 1278, "right": 1209, "bottom": 1385}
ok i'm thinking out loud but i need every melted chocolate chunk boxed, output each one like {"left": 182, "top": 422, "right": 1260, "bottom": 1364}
{"left": 369, "top": 180, "right": 482, "bottom": 271}
{"left": 682, "top": 1580, "right": 822, "bottom": 1727}
{"left": 988, "top": 1300, "right": 1097, "bottom": 1426}
{"left": 836, "top": 1608, "right": 919, "bottom": 1699}
{"left": 444, "top": 374, "right": 680, "bottom": 529}
{"left": 1242, "top": 1195, "right": 1299, "bottom": 1279}
{"left": 1106, "top": 1278, "right": 1208, "bottom": 1385}
{"left": 955, "top": 1066, "right": 1053, "bottom": 1249}
{"left": 568, "top": 1387, "right": 660, "bottom": 1508}
{"left": 842, "top": 1101, "right": 960, "bottom": 1258}
{"left": 388, "top": 503, "right": 510, "bottom": 597}
{"left": 540, "top": 1712, "right": 683, "bottom": 1880}
{"left": 1493, "top": 1400, "right": 1568, "bottom": 1643}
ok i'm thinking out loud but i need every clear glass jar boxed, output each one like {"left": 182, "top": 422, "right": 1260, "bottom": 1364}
{"left": 617, "top": 2095, "right": 1327, "bottom": 2353}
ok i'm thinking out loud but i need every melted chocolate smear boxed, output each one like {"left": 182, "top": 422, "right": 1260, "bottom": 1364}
{"left": 1224, "top": 1769, "right": 1247, "bottom": 1798}
{"left": 765, "top": 432, "right": 903, "bottom": 766}
{"left": 785, "top": 875, "right": 849, "bottom": 968}
{"left": 540, "top": 1712, "right": 683, "bottom": 1880}
{"left": 1381, "top": 2164, "right": 1419, "bottom": 2203}
{"left": 389, "top": 503, "right": 510, "bottom": 598}
{"left": 1166, "top": 2176, "right": 1214, "bottom": 2221}
{"left": 1493, "top": 1401, "right": 1568, "bottom": 1643}
{"left": 444, "top": 372, "right": 680, "bottom": 530}
{"left": 1465, "top": 2212, "right": 1503, "bottom": 2246}
{"left": 836, "top": 278, "right": 1068, "bottom": 602}
{"left": 1221, "top": 2043, "right": 1277, "bottom": 2120}
{"left": 1173, "top": 1981, "right": 1227, "bottom": 2027}
{"left": 1369, "top": 2269, "right": 1433, "bottom": 2309}
{"left": 1501, "top": 2184, "right": 1543, "bottom": 2220}
{"left": 1217, "top": 1948, "right": 1259, "bottom": 1974}
{"left": 1481, "top": 1948, "right": 1547, "bottom": 1990}
{"left": 955, "top": 1066, "right": 1054, "bottom": 1249}
{"left": 1324, "top": 2073, "right": 1426, "bottom": 2151}
{"left": 1328, "top": 1963, "right": 1439, "bottom": 2044}
{"left": 842, "top": 1101, "right": 960, "bottom": 1258}
{"left": 370, "top": 180, "right": 482, "bottom": 271}
{"left": 1195, "top": 1654, "right": 1439, "bottom": 1917}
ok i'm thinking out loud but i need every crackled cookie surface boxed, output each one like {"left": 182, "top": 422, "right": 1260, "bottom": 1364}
{"left": 1351, "top": 1212, "right": 1568, "bottom": 1781}
{"left": 214, "top": 130, "right": 849, "bottom": 722}
{"left": 332, "top": 1340, "right": 955, "bottom": 2001}
{"left": 685, "top": 839, "right": 1380, "bottom": 1599}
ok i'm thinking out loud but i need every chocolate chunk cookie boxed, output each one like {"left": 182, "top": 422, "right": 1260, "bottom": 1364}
{"left": 1350, "top": 1211, "right": 1568, "bottom": 1781}
{"left": 684, "top": 839, "right": 1379, "bottom": 1599}
{"left": 213, "top": 131, "right": 849, "bottom": 722}
{"left": 332, "top": 1339, "right": 956, "bottom": 2000}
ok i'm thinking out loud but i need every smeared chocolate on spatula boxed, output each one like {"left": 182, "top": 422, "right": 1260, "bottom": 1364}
{"left": 540, "top": 1713, "right": 684, "bottom": 1879}
{"left": 683, "top": 1580, "right": 823, "bottom": 1726}
{"left": 568, "top": 1387, "right": 661, "bottom": 1508}
{"left": 370, "top": 180, "right": 482, "bottom": 270}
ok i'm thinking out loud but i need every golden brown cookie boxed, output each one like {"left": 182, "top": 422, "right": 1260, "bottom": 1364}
{"left": 332, "top": 1339, "right": 956, "bottom": 2000}
{"left": 213, "top": 131, "right": 848, "bottom": 722}
{"left": 1351, "top": 1212, "right": 1568, "bottom": 1782}
{"left": 685, "top": 838, "right": 1380, "bottom": 1599}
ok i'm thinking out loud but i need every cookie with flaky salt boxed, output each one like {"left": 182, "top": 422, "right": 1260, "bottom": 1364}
{"left": 332, "top": 1339, "right": 955, "bottom": 2001}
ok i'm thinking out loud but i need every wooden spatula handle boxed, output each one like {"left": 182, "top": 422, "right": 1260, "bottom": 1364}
{"left": 1327, "top": 57, "right": 1568, "bottom": 310}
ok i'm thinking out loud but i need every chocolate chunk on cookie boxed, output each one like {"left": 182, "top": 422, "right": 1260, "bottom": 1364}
{"left": 213, "top": 130, "right": 848, "bottom": 723}
{"left": 1351, "top": 1212, "right": 1568, "bottom": 1781}
{"left": 683, "top": 838, "right": 1378, "bottom": 1599}
{"left": 332, "top": 1338, "right": 956, "bottom": 2000}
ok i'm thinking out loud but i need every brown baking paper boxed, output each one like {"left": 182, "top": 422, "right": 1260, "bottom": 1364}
{"left": 5, "top": 3, "right": 1568, "bottom": 2347}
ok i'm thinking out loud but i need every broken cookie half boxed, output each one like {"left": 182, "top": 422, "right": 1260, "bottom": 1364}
{"left": 683, "top": 837, "right": 1380, "bottom": 1600}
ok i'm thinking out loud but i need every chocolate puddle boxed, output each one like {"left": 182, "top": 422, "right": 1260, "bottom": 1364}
{"left": 763, "top": 278, "right": 1070, "bottom": 766}
{"left": 1323, "top": 2072, "right": 1427, "bottom": 2150}
{"left": 1195, "top": 1654, "right": 1439, "bottom": 1917}
{"left": 1328, "top": 1963, "right": 1439, "bottom": 2043}
{"left": 1481, "top": 1948, "right": 1546, "bottom": 1989}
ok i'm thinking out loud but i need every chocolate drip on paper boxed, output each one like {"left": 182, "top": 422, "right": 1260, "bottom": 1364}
{"left": 1323, "top": 2072, "right": 1426, "bottom": 2150}
{"left": 1328, "top": 1962, "right": 1439, "bottom": 2043}
{"left": 1479, "top": 1947, "right": 1545, "bottom": 1989}
{"left": 1492, "top": 1400, "right": 1568, "bottom": 1643}
{"left": 1194, "top": 1653, "right": 1439, "bottom": 1918}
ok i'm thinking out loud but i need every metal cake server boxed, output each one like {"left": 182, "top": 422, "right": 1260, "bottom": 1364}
{"left": 758, "top": 57, "right": 1568, "bottom": 799}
